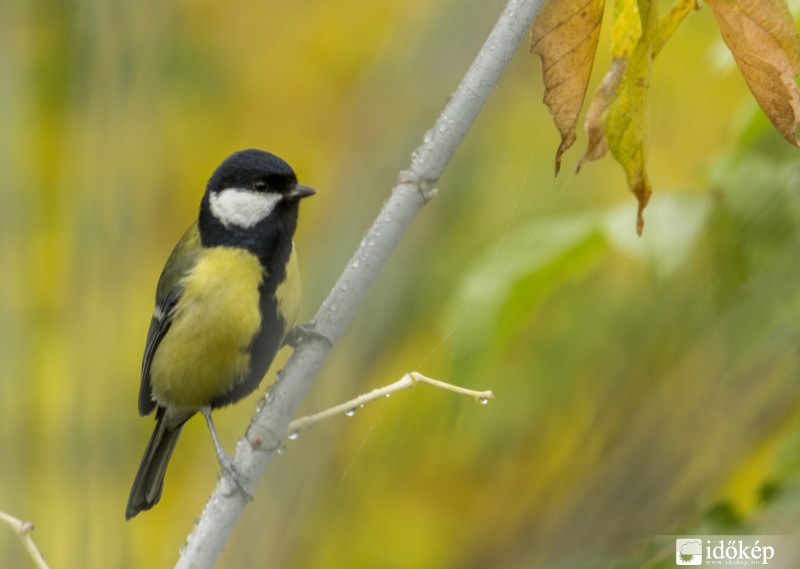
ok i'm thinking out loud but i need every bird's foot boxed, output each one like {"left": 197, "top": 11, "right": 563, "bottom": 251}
{"left": 200, "top": 406, "right": 253, "bottom": 501}
{"left": 215, "top": 449, "right": 253, "bottom": 501}
{"left": 283, "top": 321, "right": 332, "bottom": 349}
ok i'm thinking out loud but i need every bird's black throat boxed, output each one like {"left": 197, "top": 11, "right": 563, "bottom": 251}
{"left": 198, "top": 196, "right": 300, "bottom": 408}
{"left": 198, "top": 194, "right": 299, "bottom": 284}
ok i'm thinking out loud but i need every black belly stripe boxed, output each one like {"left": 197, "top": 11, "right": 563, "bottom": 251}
{"left": 201, "top": 198, "right": 298, "bottom": 408}
{"left": 210, "top": 280, "right": 284, "bottom": 407}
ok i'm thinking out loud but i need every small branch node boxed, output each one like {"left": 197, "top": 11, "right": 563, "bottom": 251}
{"left": 284, "top": 322, "right": 333, "bottom": 349}
{"left": 0, "top": 511, "right": 50, "bottom": 569}
{"left": 20, "top": 521, "right": 35, "bottom": 534}
{"left": 417, "top": 178, "right": 439, "bottom": 202}
{"left": 397, "top": 169, "right": 438, "bottom": 202}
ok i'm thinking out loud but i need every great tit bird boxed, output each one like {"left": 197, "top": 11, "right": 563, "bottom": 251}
{"left": 125, "top": 149, "right": 315, "bottom": 520}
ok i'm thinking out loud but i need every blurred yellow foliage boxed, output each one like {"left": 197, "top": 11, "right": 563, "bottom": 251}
{"left": 1, "top": 1, "right": 798, "bottom": 568}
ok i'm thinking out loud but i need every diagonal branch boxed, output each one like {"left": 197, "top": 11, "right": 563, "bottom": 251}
{"left": 175, "top": 1, "right": 545, "bottom": 567}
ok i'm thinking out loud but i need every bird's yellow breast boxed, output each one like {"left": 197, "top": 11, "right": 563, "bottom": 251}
{"left": 149, "top": 247, "right": 263, "bottom": 411}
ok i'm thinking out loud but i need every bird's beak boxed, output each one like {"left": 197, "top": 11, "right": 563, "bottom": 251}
{"left": 288, "top": 184, "right": 316, "bottom": 200}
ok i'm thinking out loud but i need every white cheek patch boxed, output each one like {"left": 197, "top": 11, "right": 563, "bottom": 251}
{"left": 209, "top": 187, "right": 282, "bottom": 229}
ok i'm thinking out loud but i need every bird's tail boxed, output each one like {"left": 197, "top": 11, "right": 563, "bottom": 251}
{"left": 126, "top": 408, "right": 184, "bottom": 519}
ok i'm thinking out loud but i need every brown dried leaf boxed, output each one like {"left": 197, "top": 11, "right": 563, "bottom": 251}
{"left": 706, "top": 0, "right": 800, "bottom": 146}
{"left": 531, "top": 0, "right": 605, "bottom": 174}
{"left": 576, "top": 57, "right": 625, "bottom": 172}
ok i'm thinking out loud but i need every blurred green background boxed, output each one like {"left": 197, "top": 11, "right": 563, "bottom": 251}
{"left": 2, "top": 0, "right": 800, "bottom": 567}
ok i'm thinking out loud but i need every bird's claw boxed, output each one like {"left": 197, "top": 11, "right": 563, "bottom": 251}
{"left": 284, "top": 322, "right": 332, "bottom": 349}
{"left": 217, "top": 450, "right": 253, "bottom": 501}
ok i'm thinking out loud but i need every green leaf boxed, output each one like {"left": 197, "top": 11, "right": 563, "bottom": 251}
{"left": 445, "top": 214, "right": 606, "bottom": 370}
{"left": 445, "top": 194, "right": 710, "bottom": 375}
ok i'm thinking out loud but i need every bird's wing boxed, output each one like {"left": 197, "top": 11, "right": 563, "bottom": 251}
{"left": 138, "top": 288, "right": 181, "bottom": 415}
{"left": 138, "top": 222, "right": 202, "bottom": 416}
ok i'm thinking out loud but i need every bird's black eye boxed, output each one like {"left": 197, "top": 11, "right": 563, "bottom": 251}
{"left": 252, "top": 180, "right": 268, "bottom": 192}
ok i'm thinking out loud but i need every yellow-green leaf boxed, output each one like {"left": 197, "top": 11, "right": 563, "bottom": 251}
{"left": 705, "top": 0, "right": 800, "bottom": 147}
{"left": 605, "top": 0, "right": 658, "bottom": 235}
{"left": 578, "top": 0, "right": 660, "bottom": 234}
{"left": 610, "top": 0, "right": 643, "bottom": 59}
{"left": 530, "top": 0, "right": 606, "bottom": 174}
{"left": 653, "top": 0, "right": 700, "bottom": 57}
{"left": 577, "top": 0, "right": 644, "bottom": 173}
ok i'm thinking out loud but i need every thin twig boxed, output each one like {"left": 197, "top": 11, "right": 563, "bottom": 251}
{"left": 287, "top": 372, "right": 495, "bottom": 436}
{"left": 0, "top": 511, "right": 50, "bottom": 569}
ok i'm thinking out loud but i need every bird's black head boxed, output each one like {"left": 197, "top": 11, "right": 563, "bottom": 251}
{"left": 207, "top": 149, "right": 299, "bottom": 197}
{"left": 199, "top": 149, "right": 315, "bottom": 254}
